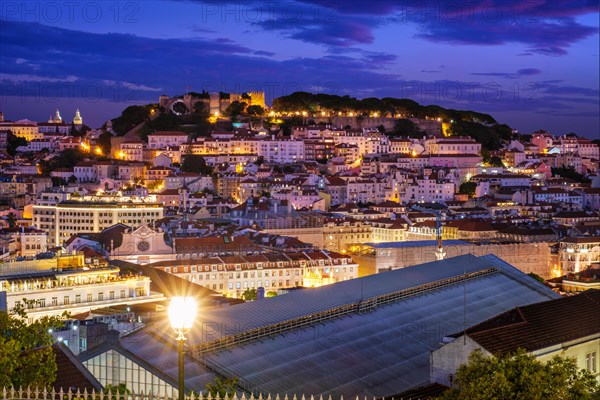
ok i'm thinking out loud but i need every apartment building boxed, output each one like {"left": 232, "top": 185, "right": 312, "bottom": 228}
{"left": 1, "top": 266, "right": 161, "bottom": 322}
{"left": 425, "top": 136, "right": 481, "bottom": 155}
{"left": 147, "top": 131, "right": 189, "bottom": 149}
{"left": 151, "top": 250, "right": 358, "bottom": 298}
{"left": 33, "top": 200, "right": 164, "bottom": 245}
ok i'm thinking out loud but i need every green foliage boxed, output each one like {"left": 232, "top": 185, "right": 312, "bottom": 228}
{"left": 110, "top": 104, "right": 157, "bottom": 135}
{"left": 527, "top": 273, "right": 545, "bottom": 283}
{"left": 6, "top": 133, "right": 27, "bottom": 156}
{"left": 51, "top": 177, "right": 67, "bottom": 187}
{"left": 181, "top": 154, "right": 213, "bottom": 175}
{"left": 393, "top": 118, "right": 422, "bottom": 138}
{"left": 438, "top": 349, "right": 600, "bottom": 400}
{"left": 0, "top": 301, "right": 66, "bottom": 388}
{"left": 224, "top": 101, "right": 247, "bottom": 117}
{"left": 70, "top": 124, "right": 91, "bottom": 138}
{"left": 104, "top": 383, "right": 130, "bottom": 400}
{"left": 98, "top": 131, "right": 112, "bottom": 155}
{"left": 38, "top": 148, "right": 85, "bottom": 176}
{"left": 241, "top": 288, "right": 257, "bottom": 301}
{"left": 186, "top": 91, "right": 210, "bottom": 99}
{"left": 205, "top": 377, "right": 238, "bottom": 398}
{"left": 266, "top": 291, "right": 277, "bottom": 298}
{"left": 140, "top": 113, "right": 181, "bottom": 142}
{"left": 459, "top": 182, "right": 477, "bottom": 197}
{"left": 6, "top": 212, "right": 17, "bottom": 228}
{"left": 272, "top": 92, "right": 497, "bottom": 125}
{"left": 280, "top": 116, "right": 305, "bottom": 135}
{"left": 448, "top": 121, "right": 505, "bottom": 151}
{"left": 551, "top": 166, "right": 591, "bottom": 183}
{"left": 246, "top": 105, "right": 265, "bottom": 116}
{"left": 489, "top": 156, "right": 505, "bottom": 167}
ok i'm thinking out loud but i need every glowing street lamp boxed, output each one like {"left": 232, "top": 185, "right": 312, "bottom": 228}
{"left": 168, "top": 296, "right": 197, "bottom": 400}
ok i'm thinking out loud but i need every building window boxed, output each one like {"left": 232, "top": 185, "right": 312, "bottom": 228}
{"left": 587, "top": 352, "right": 597, "bottom": 373}
{"left": 109, "top": 291, "right": 115, "bottom": 300}
{"left": 98, "top": 293, "right": 104, "bottom": 301}
{"left": 87, "top": 294, "right": 93, "bottom": 302}
{"left": 51, "top": 297, "right": 58, "bottom": 306}
{"left": 63, "top": 296, "right": 69, "bottom": 305}
{"left": 75, "top": 295, "right": 81, "bottom": 303}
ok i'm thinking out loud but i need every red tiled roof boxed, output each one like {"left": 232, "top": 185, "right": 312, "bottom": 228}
{"left": 175, "top": 235, "right": 256, "bottom": 253}
{"left": 460, "top": 290, "right": 600, "bottom": 354}
{"left": 149, "top": 131, "right": 188, "bottom": 136}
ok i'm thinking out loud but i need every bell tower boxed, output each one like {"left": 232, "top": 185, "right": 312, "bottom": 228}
{"left": 73, "top": 109, "right": 83, "bottom": 125}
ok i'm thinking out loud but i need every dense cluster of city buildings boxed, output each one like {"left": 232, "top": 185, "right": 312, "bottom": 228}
{"left": 0, "top": 103, "right": 598, "bottom": 396}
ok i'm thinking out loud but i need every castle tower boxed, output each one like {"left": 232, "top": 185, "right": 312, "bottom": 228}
{"left": 249, "top": 91, "right": 266, "bottom": 108}
{"left": 73, "top": 109, "right": 83, "bottom": 125}
{"left": 159, "top": 95, "right": 170, "bottom": 108}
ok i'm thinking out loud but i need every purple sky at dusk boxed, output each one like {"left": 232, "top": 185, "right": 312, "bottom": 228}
{"left": 0, "top": 0, "right": 598, "bottom": 137}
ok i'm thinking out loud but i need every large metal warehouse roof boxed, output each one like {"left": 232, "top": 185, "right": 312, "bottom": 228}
{"left": 122, "top": 254, "right": 559, "bottom": 397}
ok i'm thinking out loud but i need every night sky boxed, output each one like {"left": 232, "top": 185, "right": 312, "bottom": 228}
{"left": 1, "top": 1, "right": 598, "bottom": 137}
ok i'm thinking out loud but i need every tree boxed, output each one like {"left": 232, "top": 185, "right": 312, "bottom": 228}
{"left": 246, "top": 105, "right": 265, "bottom": 116}
{"left": 489, "top": 156, "right": 505, "bottom": 167}
{"left": 392, "top": 118, "right": 421, "bottom": 138}
{"left": 98, "top": 131, "right": 112, "bottom": 156}
{"left": 104, "top": 383, "right": 131, "bottom": 400}
{"left": 224, "top": 101, "right": 247, "bottom": 117}
{"left": 438, "top": 349, "right": 600, "bottom": 400}
{"left": 51, "top": 177, "right": 67, "bottom": 187}
{"left": 110, "top": 104, "right": 157, "bottom": 136}
{"left": 38, "top": 148, "right": 85, "bottom": 176}
{"left": 6, "top": 212, "right": 17, "bottom": 228}
{"left": 459, "top": 182, "right": 477, "bottom": 198}
{"left": 528, "top": 273, "right": 545, "bottom": 283}
{"left": 0, "top": 301, "right": 66, "bottom": 388}
{"left": 205, "top": 377, "right": 238, "bottom": 398}
{"left": 6, "top": 133, "right": 27, "bottom": 156}
{"left": 241, "top": 288, "right": 257, "bottom": 301}
{"left": 551, "top": 166, "right": 591, "bottom": 183}
{"left": 181, "top": 154, "right": 212, "bottom": 175}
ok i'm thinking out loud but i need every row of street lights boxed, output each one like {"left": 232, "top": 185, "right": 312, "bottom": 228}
{"left": 168, "top": 296, "right": 197, "bottom": 400}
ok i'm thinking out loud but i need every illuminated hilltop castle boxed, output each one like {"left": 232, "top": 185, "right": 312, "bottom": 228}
{"left": 159, "top": 91, "right": 266, "bottom": 116}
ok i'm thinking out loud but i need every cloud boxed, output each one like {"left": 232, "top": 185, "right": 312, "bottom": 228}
{"left": 516, "top": 68, "right": 542, "bottom": 76}
{"left": 471, "top": 68, "right": 542, "bottom": 79}
{"left": 253, "top": 50, "right": 275, "bottom": 56}
{"left": 292, "top": 1, "right": 598, "bottom": 55}
{"left": 1, "top": 17, "right": 597, "bottom": 135}
{"left": 179, "top": 0, "right": 597, "bottom": 55}
{"left": 1, "top": 73, "right": 80, "bottom": 83}
{"left": 102, "top": 80, "right": 162, "bottom": 92}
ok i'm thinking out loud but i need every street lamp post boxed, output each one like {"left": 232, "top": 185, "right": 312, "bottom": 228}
{"left": 168, "top": 297, "right": 197, "bottom": 400}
